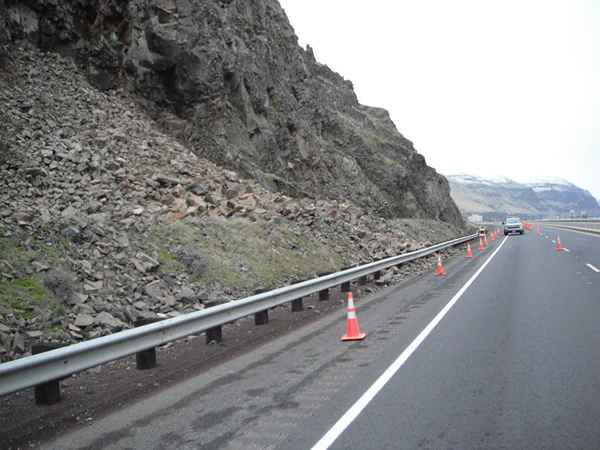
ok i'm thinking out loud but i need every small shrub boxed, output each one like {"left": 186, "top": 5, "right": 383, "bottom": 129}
{"left": 175, "top": 246, "right": 209, "bottom": 278}
{"left": 43, "top": 269, "right": 75, "bottom": 303}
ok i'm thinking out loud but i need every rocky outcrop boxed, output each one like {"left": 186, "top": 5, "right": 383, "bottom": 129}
{"left": 0, "top": 0, "right": 462, "bottom": 225}
{"left": 0, "top": 1, "right": 10, "bottom": 66}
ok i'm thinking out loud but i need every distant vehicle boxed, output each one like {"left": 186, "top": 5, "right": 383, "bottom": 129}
{"left": 478, "top": 226, "right": 487, "bottom": 237}
{"left": 503, "top": 217, "right": 524, "bottom": 235}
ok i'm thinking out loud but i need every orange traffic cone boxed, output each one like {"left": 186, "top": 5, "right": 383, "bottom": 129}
{"left": 479, "top": 236, "right": 485, "bottom": 251}
{"left": 556, "top": 235, "right": 563, "bottom": 252}
{"left": 465, "top": 243, "right": 473, "bottom": 258}
{"left": 490, "top": 232, "right": 496, "bottom": 241}
{"left": 484, "top": 234, "right": 489, "bottom": 246}
{"left": 435, "top": 255, "right": 446, "bottom": 277}
{"left": 341, "top": 292, "right": 366, "bottom": 341}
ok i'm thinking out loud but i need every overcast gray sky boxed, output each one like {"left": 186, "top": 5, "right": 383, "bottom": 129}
{"left": 279, "top": 0, "right": 599, "bottom": 198}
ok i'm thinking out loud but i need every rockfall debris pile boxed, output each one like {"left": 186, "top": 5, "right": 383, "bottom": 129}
{"left": 0, "top": 0, "right": 463, "bottom": 225}
{"left": 0, "top": 46, "right": 465, "bottom": 361}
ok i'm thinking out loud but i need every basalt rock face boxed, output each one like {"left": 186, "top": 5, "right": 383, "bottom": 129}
{"left": 0, "top": 1, "right": 10, "bottom": 64}
{"left": 1, "top": 0, "right": 463, "bottom": 226}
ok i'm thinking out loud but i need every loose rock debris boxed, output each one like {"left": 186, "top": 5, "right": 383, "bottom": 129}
{"left": 0, "top": 46, "right": 467, "bottom": 361}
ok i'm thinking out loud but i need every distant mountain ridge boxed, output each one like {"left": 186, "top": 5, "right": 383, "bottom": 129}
{"left": 447, "top": 175, "right": 600, "bottom": 220}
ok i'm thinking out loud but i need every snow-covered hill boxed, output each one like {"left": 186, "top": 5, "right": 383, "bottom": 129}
{"left": 447, "top": 174, "right": 600, "bottom": 219}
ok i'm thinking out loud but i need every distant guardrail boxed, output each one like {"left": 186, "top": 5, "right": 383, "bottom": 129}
{"left": 539, "top": 218, "right": 600, "bottom": 223}
{"left": 0, "top": 233, "right": 478, "bottom": 401}
{"left": 539, "top": 219, "right": 600, "bottom": 234}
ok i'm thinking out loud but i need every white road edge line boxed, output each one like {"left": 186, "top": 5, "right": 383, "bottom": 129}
{"left": 310, "top": 237, "right": 509, "bottom": 450}
{"left": 587, "top": 263, "right": 600, "bottom": 273}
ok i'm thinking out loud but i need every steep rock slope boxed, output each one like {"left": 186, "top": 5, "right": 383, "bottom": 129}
{"left": 1, "top": 0, "right": 462, "bottom": 225}
{"left": 0, "top": 46, "right": 465, "bottom": 360}
{"left": 448, "top": 175, "right": 600, "bottom": 219}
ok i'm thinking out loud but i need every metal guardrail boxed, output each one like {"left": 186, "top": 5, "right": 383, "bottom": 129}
{"left": 542, "top": 221, "right": 600, "bottom": 234}
{"left": 0, "top": 233, "right": 477, "bottom": 398}
{"left": 539, "top": 219, "right": 600, "bottom": 223}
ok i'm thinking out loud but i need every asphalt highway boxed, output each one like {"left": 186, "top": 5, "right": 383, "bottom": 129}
{"left": 39, "top": 228, "right": 600, "bottom": 450}
{"left": 303, "top": 227, "right": 600, "bottom": 450}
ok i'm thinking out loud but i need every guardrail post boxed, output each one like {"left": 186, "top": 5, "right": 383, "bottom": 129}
{"left": 136, "top": 348, "right": 157, "bottom": 370}
{"left": 374, "top": 271, "right": 381, "bottom": 280}
{"left": 358, "top": 275, "right": 368, "bottom": 286}
{"left": 204, "top": 301, "right": 223, "bottom": 344}
{"left": 341, "top": 281, "right": 351, "bottom": 293}
{"left": 134, "top": 318, "right": 158, "bottom": 370}
{"left": 318, "top": 288, "right": 330, "bottom": 301}
{"left": 254, "top": 310, "right": 269, "bottom": 325}
{"left": 253, "top": 288, "right": 269, "bottom": 324}
{"left": 205, "top": 326, "right": 223, "bottom": 344}
{"left": 318, "top": 272, "right": 330, "bottom": 301}
{"left": 32, "top": 343, "right": 61, "bottom": 405}
{"left": 291, "top": 297, "right": 303, "bottom": 312}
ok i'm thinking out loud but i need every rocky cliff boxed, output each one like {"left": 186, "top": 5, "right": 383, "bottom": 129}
{"left": 0, "top": 1, "right": 468, "bottom": 360}
{"left": 1, "top": 0, "right": 462, "bottom": 225}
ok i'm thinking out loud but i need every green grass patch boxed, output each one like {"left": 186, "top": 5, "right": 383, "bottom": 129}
{"left": 0, "top": 229, "right": 71, "bottom": 274}
{"left": 48, "top": 323, "right": 66, "bottom": 338}
{"left": 0, "top": 226, "right": 69, "bottom": 324}
{"left": 158, "top": 249, "right": 186, "bottom": 273}
{"left": 151, "top": 218, "right": 343, "bottom": 291}
{"left": 0, "top": 276, "right": 53, "bottom": 321}
{"left": 0, "top": 234, "right": 33, "bottom": 272}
